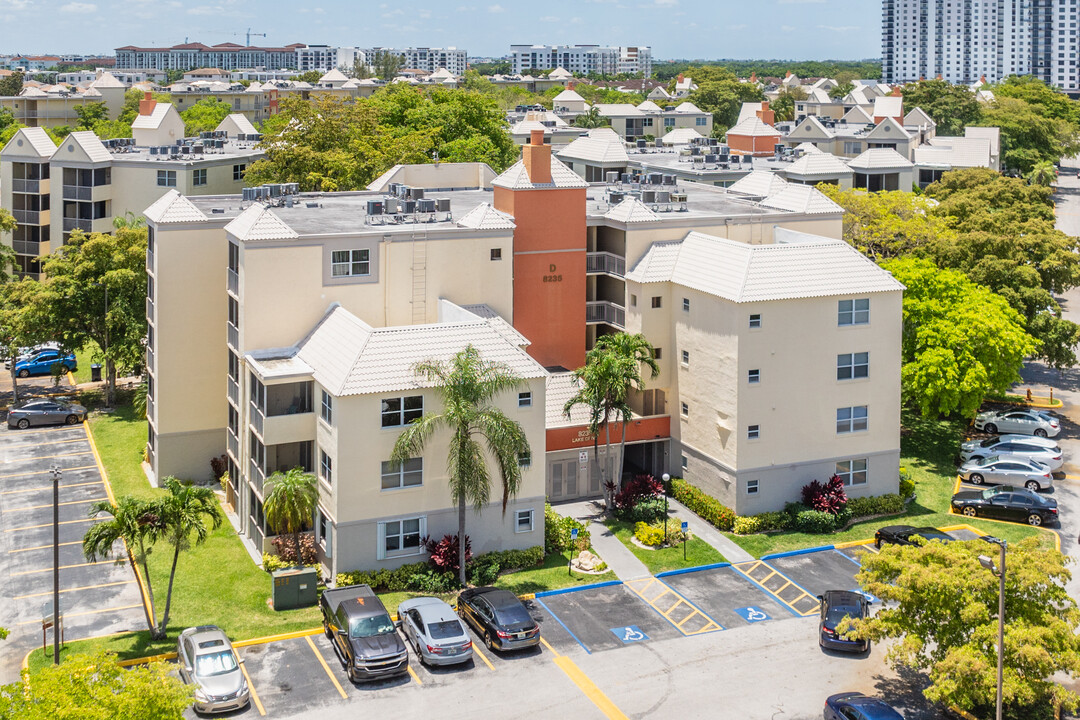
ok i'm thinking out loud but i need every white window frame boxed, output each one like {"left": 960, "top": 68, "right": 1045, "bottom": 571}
{"left": 746, "top": 479, "right": 759, "bottom": 495}
{"left": 316, "top": 508, "right": 333, "bottom": 558}
{"left": 318, "top": 449, "right": 332, "bottom": 488}
{"left": 320, "top": 390, "right": 333, "bottom": 426}
{"left": 836, "top": 406, "right": 868, "bottom": 434}
{"left": 681, "top": 402, "right": 689, "bottom": 418}
{"left": 518, "top": 391, "right": 532, "bottom": 408}
{"left": 838, "top": 298, "right": 870, "bottom": 326}
{"left": 192, "top": 168, "right": 207, "bottom": 187}
{"left": 682, "top": 297, "right": 690, "bottom": 312}
{"left": 377, "top": 516, "right": 426, "bottom": 560}
{"left": 515, "top": 509, "right": 534, "bottom": 533}
{"left": 651, "top": 296, "right": 662, "bottom": 309}
{"left": 381, "top": 395, "right": 424, "bottom": 428}
{"left": 749, "top": 313, "right": 761, "bottom": 329}
{"left": 681, "top": 350, "right": 689, "bottom": 366}
{"left": 837, "top": 352, "right": 869, "bottom": 380}
{"left": 232, "top": 164, "right": 246, "bottom": 181}
{"left": 747, "top": 424, "right": 760, "bottom": 440}
{"left": 836, "top": 458, "right": 868, "bottom": 486}
{"left": 681, "top": 455, "right": 688, "bottom": 470}
{"left": 156, "top": 170, "right": 176, "bottom": 187}
{"left": 748, "top": 369, "right": 760, "bottom": 384}
{"left": 331, "top": 248, "right": 370, "bottom": 278}
{"left": 380, "top": 458, "right": 424, "bottom": 490}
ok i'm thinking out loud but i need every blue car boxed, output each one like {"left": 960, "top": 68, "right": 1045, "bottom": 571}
{"left": 14, "top": 348, "right": 77, "bottom": 378}
{"left": 824, "top": 693, "right": 903, "bottom": 720}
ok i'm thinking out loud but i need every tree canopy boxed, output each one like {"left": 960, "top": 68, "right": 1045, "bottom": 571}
{"left": 979, "top": 96, "right": 1080, "bottom": 173}
{"left": 180, "top": 97, "right": 231, "bottom": 136}
{"left": 899, "top": 79, "right": 982, "bottom": 135}
{"left": 685, "top": 68, "right": 765, "bottom": 136}
{"left": 848, "top": 537, "right": 1080, "bottom": 716}
{"left": 653, "top": 60, "right": 882, "bottom": 82}
{"left": 0, "top": 71, "right": 24, "bottom": 97}
{"left": 883, "top": 257, "right": 1038, "bottom": 418}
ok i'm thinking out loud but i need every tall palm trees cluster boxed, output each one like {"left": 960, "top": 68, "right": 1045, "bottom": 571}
{"left": 563, "top": 332, "right": 660, "bottom": 498}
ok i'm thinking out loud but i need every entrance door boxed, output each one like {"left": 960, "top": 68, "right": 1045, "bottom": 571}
{"left": 548, "top": 460, "right": 581, "bottom": 501}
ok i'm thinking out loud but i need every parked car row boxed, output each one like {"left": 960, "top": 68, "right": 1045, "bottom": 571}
{"left": 8, "top": 346, "right": 77, "bottom": 378}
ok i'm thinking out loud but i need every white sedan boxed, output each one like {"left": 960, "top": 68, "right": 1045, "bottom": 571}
{"left": 974, "top": 409, "right": 1060, "bottom": 438}
{"left": 959, "top": 434, "right": 1063, "bottom": 470}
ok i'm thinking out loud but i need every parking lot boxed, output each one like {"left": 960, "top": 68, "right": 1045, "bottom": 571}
{"left": 0, "top": 422, "right": 146, "bottom": 683}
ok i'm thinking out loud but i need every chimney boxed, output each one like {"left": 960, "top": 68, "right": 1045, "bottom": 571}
{"left": 980, "top": 74, "right": 986, "bottom": 84}
{"left": 750, "top": 72, "right": 757, "bottom": 83}
{"left": 785, "top": 71, "right": 792, "bottom": 79}
{"left": 138, "top": 91, "right": 156, "bottom": 116}
{"left": 891, "top": 85, "right": 903, "bottom": 97}
{"left": 522, "top": 129, "right": 551, "bottom": 184}
{"left": 677, "top": 73, "right": 684, "bottom": 83}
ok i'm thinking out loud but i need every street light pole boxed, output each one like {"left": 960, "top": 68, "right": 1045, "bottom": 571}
{"left": 51, "top": 464, "right": 61, "bottom": 665}
{"left": 979, "top": 536, "right": 1007, "bottom": 720}
{"left": 662, "top": 473, "right": 670, "bottom": 544}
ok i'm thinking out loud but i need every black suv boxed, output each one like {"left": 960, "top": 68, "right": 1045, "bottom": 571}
{"left": 818, "top": 590, "right": 869, "bottom": 653}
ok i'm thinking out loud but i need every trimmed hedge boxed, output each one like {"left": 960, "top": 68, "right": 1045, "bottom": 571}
{"left": 846, "top": 493, "right": 904, "bottom": 517}
{"left": 335, "top": 546, "right": 545, "bottom": 591}
{"left": 633, "top": 521, "right": 688, "bottom": 547}
{"left": 544, "top": 504, "right": 591, "bottom": 553}
{"left": 671, "top": 477, "right": 735, "bottom": 531}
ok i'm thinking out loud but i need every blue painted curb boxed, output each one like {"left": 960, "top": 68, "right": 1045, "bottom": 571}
{"left": 656, "top": 562, "right": 732, "bottom": 578}
{"left": 535, "top": 579, "right": 623, "bottom": 598}
{"left": 761, "top": 545, "right": 835, "bottom": 560}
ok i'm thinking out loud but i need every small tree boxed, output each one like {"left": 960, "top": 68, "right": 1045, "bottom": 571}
{"left": 574, "top": 107, "right": 608, "bottom": 129}
{"left": 263, "top": 467, "right": 318, "bottom": 565}
{"left": 156, "top": 478, "right": 223, "bottom": 634}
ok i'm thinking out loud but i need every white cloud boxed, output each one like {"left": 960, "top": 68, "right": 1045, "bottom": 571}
{"left": 779, "top": 0, "right": 824, "bottom": 3}
{"left": 60, "top": 1, "right": 96, "bottom": 11}
{"left": 0, "top": 0, "right": 30, "bottom": 9}
{"left": 817, "top": 24, "right": 859, "bottom": 32}
{"left": 487, "top": 3, "right": 503, "bottom": 10}
{"left": 418, "top": 9, "right": 430, "bottom": 18}
{"left": 654, "top": 0, "right": 678, "bottom": 5}
{"left": 188, "top": 4, "right": 224, "bottom": 13}
{"left": 455, "top": 4, "right": 476, "bottom": 10}
{"left": 781, "top": 24, "right": 795, "bottom": 31}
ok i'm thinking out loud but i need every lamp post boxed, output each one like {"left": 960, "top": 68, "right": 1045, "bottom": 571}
{"left": 662, "top": 473, "right": 670, "bottom": 544}
{"left": 50, "top": 464, "right": 62, "bottom": 665}
{"left": 978, "top": 535, "right": 1007, "bottom": 720}
{"left": 92, "top": 281, "right": 110, "bottom": 407}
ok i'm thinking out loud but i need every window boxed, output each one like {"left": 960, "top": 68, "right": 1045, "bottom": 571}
{"left": 681, "top": 402, "right": 689, "bottom": 417}
{"left": 515, "top": 509, "right": 534, "bottom": 533}
{"left": 696, "top": 117, "right": 707, "bottom": 126}
{"left": 652, "top": 348, "right": 662, "bottom": 360}
{"left": 682, "top": 297, "right": 690, "bottom": 312}
{"left": 836, "top": 458, "right": 868, "bottom": 486}
{"left": 748, "top": 369, "right": 760, "bottom": 384}
{"left": 319, "top": 449, "right": 332, "bottom": 486}
{"left": 630, "top": 294, "right": 638, "bottom": 307}
{"left": 381, "top": 458, "right": 423, "bottom": 490}
{"left": 490, "top": 248, "right": 502, "bottom": 261}
{"left": 232, "top": 164, "right": 246, "bottom": 181}
{"left": 836, "top": 406, "right": 868, "bottom": 433}
{"left": 747, "top": 424, "right": 760, "bottom": 439}
{"left": 331, "top": 249, "right": 370, "bottom": 278}
{"left": 837, "top": 352, "right": 869, "bottom": 380}
{"left": 681, "top": 350, "right": 689, "bottom": 366}
{"left": 843, "top": 141, "right": 863, "bottom": 154}
{"left": 320, "top": 390, "right": 333, "bottom": 425}
{"left": 651, "top": 296, "right": 662, "bottom": 308}
{"left": 380, "top": 517, "right": 424, "bottom": 558}
{"left": 749, "top": 313, "right": 761, "bottom": 329}
{"left": 518, "top": 392, "right": 532, "bottom": 408}
{"left": 681, "top": 455, "right": 688, "bottom": 470}
{"left": 381, "top": 395, "right": 423, "bottom": 427}
{"left": 317, "top": 511, "right": 331, "bottom": 555}
{"left": 838, "top": 298, "right": 870, "bottom": 326}
{"left": 192, "top": 168, "right": 207, "bottom": 186}
{"left": 518, "top": 451, "right": 531, "bottom": 468}
{"left": 664, "top": 117, "right": 675, "bottom": 127}
{"left": 156, "top": 170, "right": 176, "bottom": 187}
{"left": 746, "top": 479, "right": 759, "bottom": 495}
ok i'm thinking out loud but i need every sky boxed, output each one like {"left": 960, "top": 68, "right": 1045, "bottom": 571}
{"left": 0, "top": 0, "right": 880, "bottom": 60}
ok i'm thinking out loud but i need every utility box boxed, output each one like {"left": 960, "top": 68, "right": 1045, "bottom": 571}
{"left": 271, "top": 567, "right": 318, "bottom": 611}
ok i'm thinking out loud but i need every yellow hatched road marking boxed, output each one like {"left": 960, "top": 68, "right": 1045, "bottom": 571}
{"left": 625, "top": 577, "right": 722, "bottom": 635}
{"left": 733, "top": 560, "right": 820, "bottom": 617}
{"left": 305, "top": 635, "right": 348, "bottom": 698}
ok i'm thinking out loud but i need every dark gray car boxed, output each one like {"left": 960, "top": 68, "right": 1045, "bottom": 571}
{"left": 7, "top": 399, "right": 87, "bottom": 429}
{"left": 177, "top": 625, "right": 250, "bottom": 714}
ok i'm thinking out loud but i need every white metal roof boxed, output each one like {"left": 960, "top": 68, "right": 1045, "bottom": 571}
{"left": 918, "top": 136, "right": 992, "bottom": 168}
{"left": 625, "top": 229, "right": 904, "bottom": 303}
{"left": 726, "top": 116, "right": 782, "bottom": 138}
{"left": 1, "top": 127, "right": 57, "bottom": 159}
{"left": 792, "top": 141, "right": 824, "bottom": 154}
{"left": 64, "top": 130, "right": 111, "bottom": 163}
{"left": 674, "top": 101, "right": 703, "bottom": 113}
{"left": 131, "top": 102, "right": 175, "bottom": 131}
{"left": 847, "top": 147, "right": 914, "bottom": 170}
{"left": 785, "top": 152, "right": 853, "bottom": 177}
{"left": 318, "top": 68, "right": 349, "bottom": 84}
{"left": 144, "top": 190, "right": 209, "bottom": 224}
{"left": 545, "top": 371, "right": 592, "bottom": 427}
{"left": 556, "top": 132, "right": 629, "bottom": 165}
{"left": 553, "top": 89, "right": 585, "bottom": 103}
{"left": 660, "top": 127, "right": 705, "bottom": 146}
{"left": 759, "top": 184, "right": 844, "bottom": 215}
{"left": 491, "top": 156, "right": 589, "bottom": 190}
{"left": 636, "top": 100, "right": 663, "bottom": 113}
{"left": 726, "top": 171, "right": 788, "bottom": 198}
{"left": 736, "top": 101, "right": 768, "bottom": 125}
{"left": 594, "top": 103, "right": 644, "bottom": 118}
{"left": 604, "top": 197, "right": 660, "bottom": 224}
{"left": 89, "top": 72, "right": 125, "bottom": 89}
{"left": 225, "top": 204, "right": 299, "bottom": 242}
{"left": 873, "top": 96, "right": 903, "bottom": 118}
{"left": 295, "top": 305, "right": 547, "bottom": 396}
{"left": 456, "top": 202, "right": 516, "bottom": 230}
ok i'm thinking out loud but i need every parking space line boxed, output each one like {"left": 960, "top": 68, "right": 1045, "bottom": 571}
{"left": 624, "top": 577, "right": 723, "bottom": 635}
{"left": 470, "top": 640, "right": 496, "bottom": 669}
{"left": 12, "top": 559, "right": 125, "bottom": 576}
{"left": 407, "top": 665, "right": 423, "bottom": 686}
{"left": 1, "top": 480, "right": 103, "bottom": 495}
{"left": 534, "top": 597, "right": 590, "bottom": 655}
{"left": 732, "top": 560, "right": 819, "bottom": 617}
{"left": 8, "top": 539, "right": 83, "bottom": 553}
{"left": 4, "top": 450, "right": 93, "bottom": 462}
{"left": 304, "top": 635, "right": 348, "bottom": 699}
{"left": 833, "top": 549, "right": 864, "bottom": 567}
{"left": 540, "top": 637, "right": 629, "bottom": 720}
{"left": 1, "top": 437, "right": 85, "bottom": 449}
{"left": 238, "top": 659, "right": 266, "bottom": 716}
{"left": 4, "top": 517, "right": 94, "bottom": 532}
{"left": 0, "top": 465, "right": 96, "bottom": 479}
{"left": 14, "top": 603, "right": 143, "bottom": 625}
{"left": 14, "top": 579, "right": 134, "bottom": 600}
{"left": 8, "top": 497, "right": 104, "bottom": 512}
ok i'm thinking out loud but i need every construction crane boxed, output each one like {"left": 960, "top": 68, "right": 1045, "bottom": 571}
{"left": 245, "top": 28, "right": 266, "bottom": 46}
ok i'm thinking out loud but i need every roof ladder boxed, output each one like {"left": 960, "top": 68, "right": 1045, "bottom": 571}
{"left": 410, "top": 239, "right": 428, "bottom": 324}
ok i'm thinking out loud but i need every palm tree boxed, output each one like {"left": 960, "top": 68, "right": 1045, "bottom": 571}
{"left": 595, "top": 333, "right": 660, "bottom": 485}
{"left": 263, "top": 467, "right": 318, "bottom": 565}
{"left": 391, "top": 345, "right": 530, "bottom": 586}
{"left": 156, "top": 477, "right": 223, "bottom": 635}
{"left": 1027, "top": 161, "right": 1057, "bottom": 187}
{"left": 563, "top": 346, "right": 626, "bottom": 497}
{"left": 83, "top": 496, "right": 165, "bottom": 637}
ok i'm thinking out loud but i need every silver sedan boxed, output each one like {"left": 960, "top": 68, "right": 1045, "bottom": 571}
{"left": 7, "top": 399, "right": 87, "bottom": 429}
{"left": 177, "top": 625, "right": 250, "bottom": 714}
{"left": 397, "top": 597, "right": 474, "bottom": 666}
{"left": 974, "top": 409, "right": 1060, "bottom": 438}
{"left": 959, "top": 455, "right": 1054, "bottom": 492}
{"left": 959, "top": 434, "right": 1063, "bottom": 470}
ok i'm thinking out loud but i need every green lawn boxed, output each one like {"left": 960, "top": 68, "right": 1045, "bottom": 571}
{"left": 722, "top": 411, "right": 1052, "bottom": 558}
{"left": 603, "top": 518, "right": 726, "bottom": 575}
{"left": 494, "top": 551, "right": 615, "bottom": 595}
{"left": 71, "top": 342, "right": 101, "bottom": 385}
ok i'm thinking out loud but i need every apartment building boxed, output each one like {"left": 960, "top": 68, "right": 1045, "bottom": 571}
{"left": 368, "top": 48, "right": 468, "bottom": 76}
{"left": 114, "top": 42, "right": 308, "bottom": 71}
{"left": 882, "top": 0, "right": 1079, "bottom": 91}
{"left": 593, "top": 101, "right": 712, "bottom": 142}
{"left": 0, "top": 72, "right": 128, "bottom": 130}
{"left": 295, "top": 45, "right": 366, "bottom": 73}
{"left": 0, "top": 98, "right": 263, "bottom": 276}
{"left": 509, "top": 45, "right": 652, "bottom": 77}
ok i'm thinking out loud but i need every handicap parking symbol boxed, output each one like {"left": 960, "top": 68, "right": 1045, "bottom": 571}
{"left": 610, "top": 625, "right": 649, "bottom": 643}
{"left": 733, "top": 606, "right": 771, "bottom": 623}
{"left": 852, "top": 589, "right": 879, "bottom": 604}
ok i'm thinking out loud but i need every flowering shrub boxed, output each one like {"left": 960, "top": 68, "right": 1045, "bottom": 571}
{"left": 422, "top": 534, "right": 472, "bottom": 573}
{"left": 270, "top": 532, "right": 318, "bottom": 564}
{"left": 612, "top": 474, "right": 664, "bottom": 516}
{"left": 801, "top": 475, "right": 848, "bottom": 515}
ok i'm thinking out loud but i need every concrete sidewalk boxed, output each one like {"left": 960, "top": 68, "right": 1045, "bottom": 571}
{"left": 552, "top": 499, "right": 651, "bottom": 580}
{"left": 665, "top": 498, "right": 754, "bottom": 563}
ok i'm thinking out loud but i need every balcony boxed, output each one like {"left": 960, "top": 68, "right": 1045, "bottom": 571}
{"left": 63, "top": 218, "right": 93, "bottom": 232}
{"left": 228, "top": 376, "right": 239, "bottom": 407}
{"left": 227, "top": 429, "right": 239, "bottom": 460}
{"left": 147, "top": 394, "right": 155, "bottom": 419}
{"left": 586, "top": 300, "right": 625, "bottom": 329}
{"left": 249, "top": 459, "right": 265, "bottom": 495}
{"left": 586, "top": 252, "right": 625, "bottom": 277}
{"left": 227, "top": 268, "right": 239, "bottom": 296}
{"left": 63, "top": 186, "right": 92, "bottom": 201}
{"left": 12, "top": 179, "right": 40, "bottom": 194}
{"left": 227, "top": 322, "right": 239, "bottom": 350}
{"left": 146, "top": 296, "right": 154, "bottom": 322}
{"left": 145, "top": 344, "right": 154, "bottom": 372}
{"left": 261, "top": 412, "right": 316, "bottom": 447}
{"left": 13, "top": 210, "right": 40, "bottom": 224}
{"left": 250, "top": 402, "right": 265, "bottom": 437}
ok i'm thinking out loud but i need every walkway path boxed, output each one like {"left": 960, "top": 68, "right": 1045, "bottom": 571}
{"left": 552, "top": 500, "right": 650, "bottom": 580}
{"left": 665, "top": 498, "right": 754, "bottom": 563}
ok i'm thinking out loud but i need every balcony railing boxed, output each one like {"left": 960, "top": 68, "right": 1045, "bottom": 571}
{"left": 250, "top": 402, "right": 265, "bottom": 437}
{"left": 227, "top": 322, "right": 239, "bottom": 350}
{"left": 228, "top": 376, "right": 239, "bottom": 407}
{"left": 146, "top": 248, "right": 154, "bottom": 273}
{"left": 147, "top": 394, "right": 155, "bottom": 419}
{"left": 586, "top": 300, "right": 625, "bottom": 329}
{"left": 586, "top": 252, "right": 625, "bottom": 277}
{"left": 63, "top": 218, "right": 93, "bottom": 232}
{"left": 63, "top": 186, "right": 92, "bottom": 201}
{"left": 145, "top": 344, "right": 154, "bottom": 372}
{"left": 227, "top": 429, "right": 239, "bottom": 459}
{"left": 227, "top": 268, "right": 239, "bottom": 296}
{"left": 146, "top": 296, "right": 155, "bottom": 322}
{"left": 249, "top": 459, "right": 265, "bottom": 495}
{"left": 13, "top": 210, "right": 40, "bottom": 224}
{"left": 12, "top": 179, "right": 40, "bottom": 194}
{"left": 13, "top": 240, "right": 40, "bottom": 255}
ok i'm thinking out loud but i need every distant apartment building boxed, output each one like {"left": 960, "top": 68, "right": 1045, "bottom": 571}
{"left": 114, "top": 42, "right": 309, "bottom": 71}
{"left": 368, "top": 47, "right": 468, "bottom": 75}
{"left": 296, "top": 45, "right": 366, "bottom": 72}
{"left": 0, "top": 96, "right": 263, "bottom": 277}
{"left": 882, "top": 0, "right": 1080, "bottom": 90}
{"left": 509, "top": 45, "right": 652, "bottom": 77}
